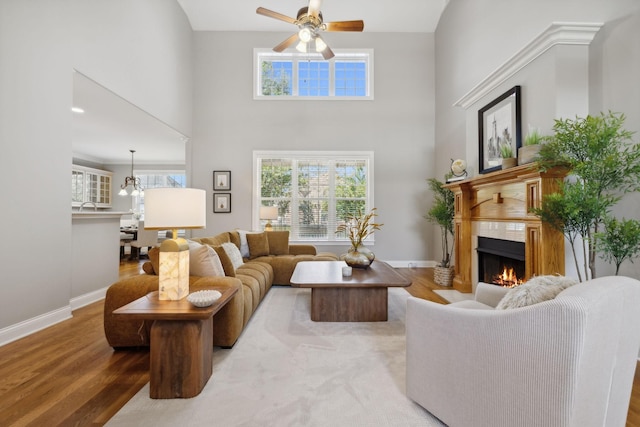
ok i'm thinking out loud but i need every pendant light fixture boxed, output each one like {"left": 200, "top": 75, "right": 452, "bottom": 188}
{"left": 118, "top": 149, "right": 143, "bottom": 196}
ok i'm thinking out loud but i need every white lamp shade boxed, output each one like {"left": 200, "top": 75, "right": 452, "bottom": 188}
{"left": 143, "top": 188, "right": 206, "bottom": 230}
{"left": 260, "top": 206, "right": 278, "bottom": 220}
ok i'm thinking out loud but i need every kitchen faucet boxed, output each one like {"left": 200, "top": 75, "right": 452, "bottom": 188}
{"left": 79, "top": 201, "right": 97, "bottom": 212}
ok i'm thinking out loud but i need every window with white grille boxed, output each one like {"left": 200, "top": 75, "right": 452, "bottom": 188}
{"left": 254, "top": 151, "right": 374, "bottom": 243}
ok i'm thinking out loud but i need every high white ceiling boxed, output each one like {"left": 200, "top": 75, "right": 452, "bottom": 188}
{"left": 72, "top": 0, "right": 448, "bottom": 165}
{"left": 177, "top": 0, "right": 449, "bottom": 33}
{"left": 72, "top": 72, "right": 187, "bottom": 165}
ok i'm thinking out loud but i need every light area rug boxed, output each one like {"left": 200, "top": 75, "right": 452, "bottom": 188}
{"left": 107, "top": 287, "right": 445, "bottom": 427}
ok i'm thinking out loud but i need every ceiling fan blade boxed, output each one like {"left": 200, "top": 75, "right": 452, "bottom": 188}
{"left": 324, "top": 20, "right": 365, "bottom": 32}
{"left": 307, "top": 0, "right": 323, "bottom": 19}
{"left": 273, "top": 33, "right": 299, "bottom": 52}
{"left": 256, "top": 7, "right": 297, "bottom": 25}
{"left": 320, "top": 44, "right": 334, "bottom": 60}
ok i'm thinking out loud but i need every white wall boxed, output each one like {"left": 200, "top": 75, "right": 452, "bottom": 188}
{"left": 435, "top": 0, "right": 640, "bottom": 279}
{"left": 0, "top": 0, "right": 192, "bottom": 338}
{"left": 190, "top": 31, "right": 436, "bottom": 263}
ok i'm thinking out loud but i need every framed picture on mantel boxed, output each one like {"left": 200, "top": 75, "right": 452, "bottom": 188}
{"left": 478, "top": 85, "right": 521, "bottom": 174}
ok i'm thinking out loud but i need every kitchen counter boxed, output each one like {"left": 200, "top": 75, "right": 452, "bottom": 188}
{"left": 72, "top": 211, "right": 130, "bottom": 220}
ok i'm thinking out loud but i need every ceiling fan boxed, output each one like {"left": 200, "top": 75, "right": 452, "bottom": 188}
{"left": 256, "top": 0, "right": 364, "bottom": 60}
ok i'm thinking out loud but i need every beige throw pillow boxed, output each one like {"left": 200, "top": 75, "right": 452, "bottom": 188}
{"left": 187, "top": 240, "right": 225, "bottom": 277}
{"left": 221, "top": 241, "right": 244, "bottom": 271}
{"left": 496, "top": 275, "right": 578, "bottom": 309}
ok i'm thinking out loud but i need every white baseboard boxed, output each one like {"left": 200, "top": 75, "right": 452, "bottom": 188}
{"left": 383, "top": 260, "right": 439, "bottom": 268}
{"left": 0, "top": 287, "right": 108, "bottom": 347}
{"left": 0, "top": 306, "right": 72, "bottom": 347}
{"left": 70, "top": 287, "right": 108, "bottom": 311}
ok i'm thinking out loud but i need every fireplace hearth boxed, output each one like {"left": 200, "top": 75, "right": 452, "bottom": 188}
{"left": 477, "top": 237, "right": 525, "bottom": 287}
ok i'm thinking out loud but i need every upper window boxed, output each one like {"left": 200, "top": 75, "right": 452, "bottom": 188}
{"left": 253, "top": 151, "right": 374, "bottom": 244}
{"left": 254, "top": 49, "right": 374, "bottom": 100}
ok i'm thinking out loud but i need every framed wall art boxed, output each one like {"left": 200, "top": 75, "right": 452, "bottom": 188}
{"left": 213, "top": 170, "right": 231, "bottom": 191}
{"left": 478, "top": 85, "right": 521, "bottom": 174}
{"left": 213, "top": 193, "right": 231, "bottom": 213}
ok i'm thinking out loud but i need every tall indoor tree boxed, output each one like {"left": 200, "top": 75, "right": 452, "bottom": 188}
{"left": 534, "top": 112, "right": 640, "bottom": 281}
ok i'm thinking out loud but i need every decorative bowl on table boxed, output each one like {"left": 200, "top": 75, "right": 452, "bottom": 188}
{"left": 187, "top": 290, "right": 222, "bottom": 307}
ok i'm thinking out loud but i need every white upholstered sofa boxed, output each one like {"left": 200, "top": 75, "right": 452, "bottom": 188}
{"left": 406, "top": 276, "right": 640, "bottom": 427}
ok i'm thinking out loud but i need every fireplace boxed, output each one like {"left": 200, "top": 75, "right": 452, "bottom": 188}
{"left": 477, "top": 236, "right": 525, "bottom": 287}
{"left": 444, "top": 164, "right": 566, "bottom": 293}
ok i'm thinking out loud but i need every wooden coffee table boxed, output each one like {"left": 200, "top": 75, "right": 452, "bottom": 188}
{"left": 113, "top": 287, "right": 237, "bottom": 399}
{"left": 290, "top": 261, "right": 411, "bottom": 322}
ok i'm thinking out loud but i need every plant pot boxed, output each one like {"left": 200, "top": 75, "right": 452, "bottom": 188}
{"left": 434, "top": 266, "right": 454, "bottom": 287}
{"left": 501, "top": 157, "right": 517, "bottom": 169}
{"left": 518, "top": 145, "right": 541, "bottom": 165}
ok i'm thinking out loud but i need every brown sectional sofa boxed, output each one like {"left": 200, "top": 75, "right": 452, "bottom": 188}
{"left": 103, "top": 230, "right": 338, "bottom": 348}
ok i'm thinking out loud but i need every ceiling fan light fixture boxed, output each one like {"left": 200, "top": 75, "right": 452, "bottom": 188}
{"left": 315, "top": 37, "right": 327, "bottom": 53}
{"left": 298, "top": 27, "right": 313, "bottom": 43}
{"left": 295, "top": 40, "right": 308, "bottom": 53}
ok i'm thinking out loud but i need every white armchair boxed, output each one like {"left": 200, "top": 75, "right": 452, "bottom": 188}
{"left": 406, "top": 276, "right": 640, "bottom": 427}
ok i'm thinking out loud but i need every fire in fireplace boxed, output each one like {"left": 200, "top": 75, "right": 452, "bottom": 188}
{"left": 477, "top": 236, "right": 525, "bottom": 287}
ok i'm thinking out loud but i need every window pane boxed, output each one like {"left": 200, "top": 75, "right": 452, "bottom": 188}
{"left": 261, "top": 60, "right": 292, "bottom": 96}
{"left": 298, "top": 61, "right": 329, "bottom": 97}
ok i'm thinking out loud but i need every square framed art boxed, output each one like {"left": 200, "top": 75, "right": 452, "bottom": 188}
{"left": 213, "top": 171, "right": 231, "bottom": 191}
{"left": 213, "top": 193, "right": 231, "bottom": 213}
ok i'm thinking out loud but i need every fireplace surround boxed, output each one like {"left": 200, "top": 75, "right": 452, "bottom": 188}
{"left": 445, "top": 164, "right": 566, "bottom": 293}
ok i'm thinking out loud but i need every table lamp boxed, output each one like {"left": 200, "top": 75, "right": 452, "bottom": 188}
{"left": 144, "top": 188, "right": 206, "bottom": 300}
{"left": 260, "top": 206, "right": 278, "bottom": 231}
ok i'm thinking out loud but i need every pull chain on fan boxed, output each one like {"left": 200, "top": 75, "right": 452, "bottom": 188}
{"left": 256, "top": 0, "right": 364, "bottom": 60}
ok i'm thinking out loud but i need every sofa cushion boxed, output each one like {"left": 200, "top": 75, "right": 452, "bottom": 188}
{"left": 247, "top": 232, "right": 270, "bottom": 259}
{"left": 266, "top": 231, "right": 289, "bottom": 255}
{"left": 188, "top": 240, "right": 225, "bottom": 277}
{"left": 496, "top": 275, "right": 578, "bottom": 309}
{"left": 222, "top": 242, "right": 244, "bottom": 271}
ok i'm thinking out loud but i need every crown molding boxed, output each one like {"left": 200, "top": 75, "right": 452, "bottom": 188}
{"left": 454, "top": 22, "right": 603, "bottom": 109}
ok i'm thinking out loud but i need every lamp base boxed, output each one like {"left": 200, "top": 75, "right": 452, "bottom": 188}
{"left": 158, "top": 237, "right": 190, "bottom": 300}
{"left": 264, "top": 220, "right": 273, "bottom": 231}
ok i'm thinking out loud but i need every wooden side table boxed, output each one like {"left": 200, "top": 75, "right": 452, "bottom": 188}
{"left": 113, "top": 287, "right": 237, "bottom": 398}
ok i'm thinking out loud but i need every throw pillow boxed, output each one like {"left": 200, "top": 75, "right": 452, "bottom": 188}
{"left": 187, "top": 240, "right": 225, "bottom": 277}
{"left": 142, "top": 261, "right": 155, "bottom": 275}
{"left": 221, "top": 241, "right": 244, "bottom": 271}
{"left": 148, "top": 247, "right": 160, "bottom": 275}
{"left": 213, "top": 245, "right": 235, "bottom": 277}
{"left": 266, "top": 230, "right": 290, "bottom": 255}
{"left": 236, "top": 230, "right": 261, "bottom": 258}
{"left": 495, "top": 275, "right": 578, "bottom": 309}
{"left": 247, "top": 232, "right": 270, "bottom": 259}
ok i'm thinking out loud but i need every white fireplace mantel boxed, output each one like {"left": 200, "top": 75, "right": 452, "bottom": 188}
{"left": 454, "top": 22, "right": 603, "bottom": 109}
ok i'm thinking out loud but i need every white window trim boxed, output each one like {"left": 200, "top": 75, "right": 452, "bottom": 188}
{"left": 253, "top": 48, "right": 374, "bottom": 101}
{"left": 253, "top": 150, "right": 375, "bottom": 245}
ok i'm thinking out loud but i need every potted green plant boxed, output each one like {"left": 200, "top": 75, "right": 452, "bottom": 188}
{"left": 596, "top": 217, "right": 640, "bottom": 275}
{"left": 425, "top": 178, "right": 455, "bottom": 286}
{"left": 500, "top": 144, "right": 517, "bottom": 169}
{"left": 533, "top": 111, "right": 640, "bottom": 281}
{"left": 518, "top": 128, "right": 545, "bottom": 165}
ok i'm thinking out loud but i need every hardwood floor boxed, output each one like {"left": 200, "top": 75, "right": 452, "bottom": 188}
{"left": 0, "top": 263, "right": 638, "bottom": 426}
